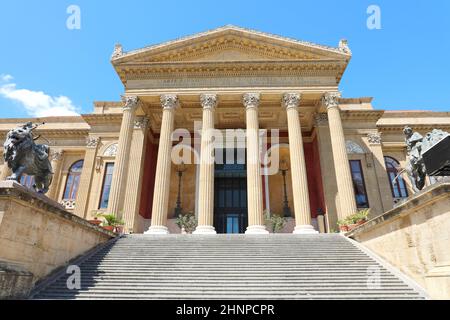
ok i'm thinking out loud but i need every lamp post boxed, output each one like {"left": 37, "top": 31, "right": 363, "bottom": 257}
{"left": 175, "top": 162, "right": 187, "bottom": 217}
{"left": 280, "top": 159, "right": 291, "bottom": 218}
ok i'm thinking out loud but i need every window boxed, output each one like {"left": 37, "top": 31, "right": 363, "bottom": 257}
{"left": 99, "top": 163, "right": 115, "bottom": 209}
{"left": 20, "top": 175, "right": 35, "bottom": 189}
{"left": 63, "top": 160, "right": 84, "bottom": 200}
{"left": 384, "top": 156, "right": 408, "bottom": 199}
{"left": 349, "top": 160, "right": 369, "bottom": 208}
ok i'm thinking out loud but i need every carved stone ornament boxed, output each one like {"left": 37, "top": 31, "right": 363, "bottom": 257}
{"left": 86, "top": 137, "right": 100, "bottom": 148}
{"left": 134, "top": 116, "right": 150, "bottom": 130}
{"left": 338, "top": 39, "right": 351, "bottom": 54}
{"left": 242, "top": 93, "right": 260, "bottom": 109}
{"left": 367, "top": 132, "right": 382, "bottom": 145}
{"left": 121, "top": 95, "right": 139, "bottom": 111}
{"left": 103, "top": 143, "right": 118, "bottom": 157}
{"left": 160, "top": 94, "right": 179, "bottom": 110}
{"left": 200, "top": 93, "right": 218, "bottom": 110}
{"left": 314, "top": 113, "right": 328, "bottom": 126}
{"left": 322, "top": 92, "right": 341, "bottom": 109}
{"left": 346, "top": 140, "right": 365, "bottom": 154}
{"left": 111, "top": 43, "right": 123, "bottom": 60}
{"left": 282, "top": 93, "right": 301, "bottom": 109}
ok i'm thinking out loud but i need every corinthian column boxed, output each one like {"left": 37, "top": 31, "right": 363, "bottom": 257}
{"left": 107, "top": 96, "right": 139, "bottom": 218}
{"left": 243, "top": 93, "right": 269, "bottom": 234}
{"left": 323, "top": 92, "right": 358, "bottom": 220}
{"left": 193, "top": 94, "right": 218, "bottom": 234}
{"left": 48, "top": 149, "right": 64, "bottom": 200}
{"left": 283, "top": 93, "right": 318, "bottom": 234}
{"left": 145, "top": 94, "right": 178, "bottom": 234}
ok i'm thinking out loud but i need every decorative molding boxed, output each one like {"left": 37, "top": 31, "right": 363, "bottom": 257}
{"left": 111, "top": 43, "right": 123, "bottom": 60}
{"left": 160, "top": 94, "right": 179, "bottom": 110}
{"left": 282, "top": 93, "right": 301, "bottom": 110}
{"left": 200, "top": 93, "right": 218, "bottom": 110}
{"left": 121, "top": 95, "right": 139, "bottom": 111}
{"left": 367, "top": 132, "right": 382, "bottom": 145}
{"left": 242, "top": 93, "right": 260, "bottom": 109}
{"left": 346, "top": 140, "right": 365, "bottom": 154}
{"left": 134, "top": 116, "right": 150, "bottom": 130}
{"left": 314, "top": 113, "right": 329, "bottom": 126}
{"left": 322, "top": 92, "right": 341, "bottom": 109}
{"left": 86, "top": 137, "right": 100, "bottom": 149}
{"left": 61, "top": 199, "right": 76, "bottom": 210}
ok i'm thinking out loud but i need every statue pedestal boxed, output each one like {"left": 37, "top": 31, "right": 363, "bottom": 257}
{"left": 423, "top": 135, "right": 450, "bottom": 176}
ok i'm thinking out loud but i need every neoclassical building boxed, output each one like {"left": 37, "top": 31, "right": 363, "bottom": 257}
{"left": 1, "top": 26, "right": 449, "bottom": 234}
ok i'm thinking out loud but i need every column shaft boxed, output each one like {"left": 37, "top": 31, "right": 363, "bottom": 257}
{"left": 48, "top": 150, "right": 64, "bottom": 200}
{"left": 122, "top": 117, "right": 149, "bottom": 233}
{"left": 146, "top": 94, "right": 178, "bottom": 234}
{"left": 194, "top": 94, "right": 217, "bottom": 234}
{"left": 107, "top": 96, "right": 139, "bottom": 218}
{"left": 243, "top": 93, "right": 268, "bottom": 234}
{"left": 324, "top": 92, "right": 358, "bottom": 220}
{"left": 283, "top": 93, "right": 317, "bottom": 234}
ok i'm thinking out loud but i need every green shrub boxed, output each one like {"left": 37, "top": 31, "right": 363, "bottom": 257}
{"left": 175, "top": 212, "right": 197, "bottom": 234}
{"left": 337, "top": 209, "right": 370, "bottom": 226}
{"left": 265, "top": 213, "right": 286, "bottom": 233}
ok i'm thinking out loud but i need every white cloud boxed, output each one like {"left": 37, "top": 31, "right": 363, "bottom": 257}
{"left": 0, "top": 75, "right": 80, "bottom": 117}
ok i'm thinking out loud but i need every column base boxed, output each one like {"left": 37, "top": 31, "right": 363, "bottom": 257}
{"left": 245, "top": 225, "right": 269, "bottom": 235}
{"left": 193, "top": 225, "right": 217, "bottom": 235}
{"left": 144, "top": 226, "right": 169, "bottom": 235}
{"left": 293, "top": 225, "right": 319, "bottom": 234}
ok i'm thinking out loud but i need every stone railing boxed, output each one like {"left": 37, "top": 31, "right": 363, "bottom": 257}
{"left": 0, "top": 181, "right": 116, "bottom": 299}
{"left": 61, "top": 199, "right": 76, "bottom": 210}
{"left": 347, "top": 182, "right": 450, "bottom": 299}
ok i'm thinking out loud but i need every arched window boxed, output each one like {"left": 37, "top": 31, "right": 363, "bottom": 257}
{"left": 63, "top": 160, "right": 84, "bottom": 200}
{"left": 384, "top": 156, "right": 408, "bottom": 199}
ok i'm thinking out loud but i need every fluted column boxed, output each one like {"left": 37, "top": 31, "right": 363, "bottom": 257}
{"left": 48, "top": 150, "right": 64, "bottom": 200}
{"left": 122, "top": 116, "right": 149, "bottom": 233}
{"left": 283, "top": 93, "right": 318, "bottom": 234}
{"left": 243, "top": 93, "right": 269, "bottom": 234}
{"left": 74, "top": 137, "right": 100, "bottom": 218}
{"left": 145, "top": 94, "right": 178, "bottom": 234}
{"left": 107, "top": 96, "right": 139, "bottom": 218}
{"left": 193, "top": 94, "right": 218, "bottom": 234}
{"left": 323, "top": 92, "right": 358, "bottom": 220}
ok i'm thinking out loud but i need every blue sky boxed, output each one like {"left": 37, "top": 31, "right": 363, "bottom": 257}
{"left": 0, "top": 0, "right": 449, "bottom": 118}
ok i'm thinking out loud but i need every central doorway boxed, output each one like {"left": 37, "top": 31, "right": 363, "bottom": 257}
{"left": 214, "top": 149, "right": 248, "bottom": 234}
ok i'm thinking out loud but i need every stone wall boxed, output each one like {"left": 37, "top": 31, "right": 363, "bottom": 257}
{"left": 0, "top": 181, "right": 115, "bottom": 299}
{"left": 347, "top": 182, "right": 450, "bottom": 299}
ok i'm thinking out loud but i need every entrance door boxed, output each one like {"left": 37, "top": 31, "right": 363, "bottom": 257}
{"left": 214, "top": 148, "right": 247, "bottom": 234}
{"left": 214, "top": 176, "right": 247, "bottom": 233}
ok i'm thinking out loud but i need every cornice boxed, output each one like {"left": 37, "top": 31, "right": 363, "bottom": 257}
{"left": 340, "top": 110, "right": 385, "bottom": 122}
{"left": 81, "top": 113, "right": 123, "bottom": 126}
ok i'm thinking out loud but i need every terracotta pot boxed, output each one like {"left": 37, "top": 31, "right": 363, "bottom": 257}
{"left": 339, "top": 225, "right": 349, "bottom": 232}
{"left": 103, "top": 225, "right": 115, "bottom": 232}
{"left": 88, "top": 219, "right": 102, "bottom": 226}
{"left": 115, "top": 226, "right": 124, "bottom": 234}
{"left": 356, "top": 219, "right": 367, "bottom": 226}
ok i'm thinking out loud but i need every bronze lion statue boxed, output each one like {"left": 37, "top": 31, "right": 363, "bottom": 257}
{"left": 3, "top": 122, "right": 53, "bottom": 193}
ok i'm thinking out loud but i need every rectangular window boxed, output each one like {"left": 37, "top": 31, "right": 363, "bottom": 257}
{"left": 99, "top": 163, "right": 115, "bottom": 209}
{"left": 349, "top": 160, "right": 369, "bottom": 208}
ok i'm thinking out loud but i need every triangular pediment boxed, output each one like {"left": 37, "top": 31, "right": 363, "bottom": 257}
{"left": 112, "top": 25, "right": 351, "bottom": 64}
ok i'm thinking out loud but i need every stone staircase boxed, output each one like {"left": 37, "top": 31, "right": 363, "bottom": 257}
{"left": 31, "top": 234, "right": 427, "bottom": 300}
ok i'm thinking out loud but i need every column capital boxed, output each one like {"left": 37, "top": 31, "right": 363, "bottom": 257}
{"left": 50, "top": 149, "right": 64, "bottom": 162}
{"left": 134, "top": 116, "right": 150, "bottom": 130}
{"left": 121, "top": 95, "right": 140, "bottom": 111}
{"left": 86, "top": 137, "right": 100, "bottom": 149}
{"left": 200, "top": 93, "right": 218, "bottom": 110}
{"left": 160, "top": 94, "right": 179, "bottom": 110}
{"left": 322, "top": 92, "right": 341, "bottom": 109}
{"left": 242, "top": 93, "right": 260, "bottom": 110}
{"left": 282, "top": 93, "right": 301, "bottom": 110}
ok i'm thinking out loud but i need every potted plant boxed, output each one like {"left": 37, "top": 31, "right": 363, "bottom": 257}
{"left": 98, "top": 214, "right": 123, "bottom": 232}
{"left": 175, "top": 212, "right": 197, "bottom": 234}
{"left": 88, "top": 213, "right": 102, "bottom": 226}
{"left": 337, "top": 209, "right": 370, "bottom": 232}
{"left": 265, "top": 212, "right": 286, "bottom": 233}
